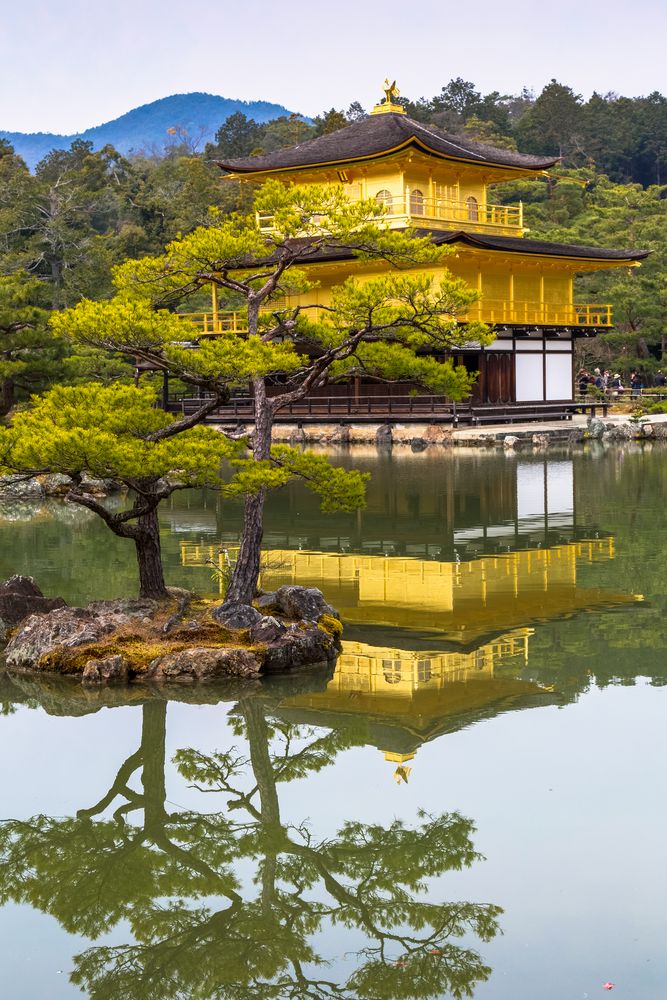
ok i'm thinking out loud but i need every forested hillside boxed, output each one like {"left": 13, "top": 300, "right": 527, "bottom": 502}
{"left": 0, "top": 93, "right": 297, "bottom": 170}
{"left": 1, "top": 77, "right": 665, "bottom": 410}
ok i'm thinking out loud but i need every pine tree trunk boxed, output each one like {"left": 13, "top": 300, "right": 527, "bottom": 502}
{"left": 225, "top": 490, "right": 266, "bottom": 604}
{"left": 141, "top": 702, "right": 168, "bottom": 835}
{"left": 0, "top": 377, "right": 14, "bottom": 417}
{"left": 226, "top": 377, "right": 272, "bottom": 604}
{"left": 134, "top": 507, "right": 168, "bottom": 599}
{"left": 240, "top": 698, "right": 280, "bottom": 910}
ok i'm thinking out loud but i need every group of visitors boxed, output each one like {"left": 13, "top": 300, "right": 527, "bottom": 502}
{"left": 578, "top": 367, "right": 666, "bottom": 398}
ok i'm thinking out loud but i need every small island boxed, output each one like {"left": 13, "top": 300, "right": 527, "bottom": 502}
{"left": 0, "top": 574, "right": 342, "bottom": 683}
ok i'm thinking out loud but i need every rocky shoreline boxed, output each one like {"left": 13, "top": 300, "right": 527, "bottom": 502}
{"left": 253, "top": 416, "right": 667, "bottom": 451}
{"left": 0, "top": 576, "right": 342, "bottom": 684}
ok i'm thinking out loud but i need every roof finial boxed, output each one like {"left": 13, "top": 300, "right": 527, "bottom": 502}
{"left": 372, "top": 79, "right": 407, "bottom": 116}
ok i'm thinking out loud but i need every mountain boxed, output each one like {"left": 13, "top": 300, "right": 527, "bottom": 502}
{"left": 0, "top": 93, "right": 299, "bottom": 170}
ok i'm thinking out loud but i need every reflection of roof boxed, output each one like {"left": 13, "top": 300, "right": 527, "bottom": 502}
{"left": 216, "top": 112, "right": 558, "bottom": 175}
{"left": 280, "top": 677, "right": 562, "bottom": 756}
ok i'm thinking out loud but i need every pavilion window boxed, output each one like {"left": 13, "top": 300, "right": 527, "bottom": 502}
{"left": 410, "top": 188, "right": 425, "bottom": 215}
{"left": 466, "top": 196, "right": 479, "bottom": 221}
{"left": 382, "top": 658, "right": 402, "bottom": 684}
{"left": 375, "top": 189, "right": 393, "bottom": 211}
{"left": 417, "top": 659, "right": 432, "bottom": 683}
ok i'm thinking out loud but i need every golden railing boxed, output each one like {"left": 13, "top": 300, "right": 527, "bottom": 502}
{"left": 178, "top": 311, "right": 247, "bottom": 334}
{"left": 462, "top": 300, "right": 613, "bottom": 328}
{"left": 178, "top": 298, "right": 612, "bottom": 336}
{"left": 257, "top": 196, "right": 524, "bottom": 236}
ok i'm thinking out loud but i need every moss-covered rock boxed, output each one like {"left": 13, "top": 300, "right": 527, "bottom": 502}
{"left": 3, "top": 586, "right": 343, "bottom": 685}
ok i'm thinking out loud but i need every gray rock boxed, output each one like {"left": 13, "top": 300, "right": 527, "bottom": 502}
{"left": 213, "top": 601, "right": 263, "bottom": 630}
{"left": 4, "top": 598, "right": 157, "bottom": 672}
{"left": 78, "top": 473, "right": 109, "bottom": 495}
{"left": 0, "top": 475, "right": 44, "bottom": 499}
{"left": 272, "top": 585, "right": 338, "bottom": 622}
{"left": 289, "top": 427, "right": 306, "bottom": 447}
{"left": 255, "top": 591, "right": 278, "bottom": 612}
{"left": 5, "top": 606, "right": 114, "bottom": 671}
{"left": 328, "top": 425, "right": 350, "bottom": 446}
{"left": 410, "top": 437, "right": 428, "bottom": 452}
{"left": 40, "top": 474, "right": 73, "bottom": 496}
{"left": 146, "top": 647, "right": 261, "bottom": 681}
{"left": 0, "top": 575, "right": 67, "bottom": 626}
{"left": 0, "top": 592, "right": 67, "bottom": 626}
{"left": 588, "top": 417, "right": 606, "bottom": 439}
{"left": 86, "top": 598, "right": 158, "bottom": 618}
{"left": 82, "top": 655, "right": 129, "bottom": 684}
{"left": 375, "top": 425, "right": 393, "bottom": 448}
{"left": 0, "top": 618, "right": 7, "bottom": 646}
{"left": 261, "top": 624, "right": 338, "bottom": 673}
{"left": 249, "top": 615, "right": 287, "bottom": 644}
{"left": 0, "top": 575, "right": 43, "bottom": 598}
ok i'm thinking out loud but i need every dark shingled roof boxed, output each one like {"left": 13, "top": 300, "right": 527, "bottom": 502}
{"left": 428, "top": 229, "right": 650, "bottom": 261}
{"left": 215, "top": 112, "right": 559, "bottom": 175}
{"left": 276, "top": 229, "right": 649, "bottom": 265}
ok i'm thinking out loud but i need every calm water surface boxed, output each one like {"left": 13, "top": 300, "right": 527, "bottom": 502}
{"left": 0, "top": 446, "right": 665, "bottom": 999}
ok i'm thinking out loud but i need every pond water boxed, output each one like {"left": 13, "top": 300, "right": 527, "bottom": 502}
{"left": 0, "top": 446, "right": 665, "bottom": 999}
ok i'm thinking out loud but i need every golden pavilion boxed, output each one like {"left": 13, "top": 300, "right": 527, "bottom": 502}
{"left": 213, "top": 82, "right": 647, "bottom": 411}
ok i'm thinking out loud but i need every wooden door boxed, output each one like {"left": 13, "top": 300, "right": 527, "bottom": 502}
{"left": 484, "top": 353, "right": 514, "bottom": 403}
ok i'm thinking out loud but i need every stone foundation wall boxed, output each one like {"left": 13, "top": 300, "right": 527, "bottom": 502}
{"left": 217, "top": 419, "right": 667, "bottom": 451}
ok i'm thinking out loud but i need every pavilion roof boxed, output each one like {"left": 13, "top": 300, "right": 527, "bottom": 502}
{"left": 215, "top": 112, "right": 559, "bottom": 176}
{"left": 272, "top": 228, "right": 650, "bottom": 265}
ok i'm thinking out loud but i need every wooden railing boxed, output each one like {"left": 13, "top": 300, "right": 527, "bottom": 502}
{"left": 166, "top": 395, "right": 611, "bottom": 425}
{"left": 169, "top": 392, "right": 461, "bottom": 422}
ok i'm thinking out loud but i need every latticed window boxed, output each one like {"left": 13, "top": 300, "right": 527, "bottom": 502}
{"left": 382, "top": 658, "right": 402, "bottom": 684}
{"left": 410, "top": 188, "right": 424, "bottom": 215}
{"left": 417, "top": 659, "right": 432, "bottom": 683}
{"left": 466, "top": 196, "right": 479, "bottom": 221}
{"left": 375, "top": 189, "right": 393, "bottom": 211}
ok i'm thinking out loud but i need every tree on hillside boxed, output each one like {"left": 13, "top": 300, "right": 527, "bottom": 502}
{"left": 206, "top": 111, "right": 266, "bottom": 159}
{"left": 0, "top": 272, "right": 56, "bottom": 415}
{"left": 7, "top": 140, "right": 139, "bottom": 305}
{"left": 511, "top": 171, "right": 666, "bottom": 374}
{"left": 54, "top": 182, "right": 488, "bottom": 603}
{"left": 312, "top": 108, "right": 348, "bottom": 136}
{"left": 514, "top": 80, "right": 582, "bottom": 159}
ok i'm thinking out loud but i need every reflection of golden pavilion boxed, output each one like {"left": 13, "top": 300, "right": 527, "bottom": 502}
{"left": 182, "top": 536, "right": 641, "bottom": 778}
{"left": 182, "top": 537, "right": 633, "bottom": 643}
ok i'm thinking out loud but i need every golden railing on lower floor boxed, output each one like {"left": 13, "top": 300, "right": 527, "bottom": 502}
{"left": 177, "top": 299, "right": 612, "bottom": 336}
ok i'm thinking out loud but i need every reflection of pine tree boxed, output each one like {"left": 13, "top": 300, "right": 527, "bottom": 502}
{"left": 0, "top": 698, "right": 501, "bottom": 999}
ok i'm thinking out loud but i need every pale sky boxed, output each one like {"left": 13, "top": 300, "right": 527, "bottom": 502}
{"left": 2, "top": 0, "right": 664, "bottom": 135}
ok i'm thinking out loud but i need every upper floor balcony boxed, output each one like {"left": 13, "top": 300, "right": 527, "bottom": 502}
{"left": 257, "top": 190, "right": 525, "bottom": 237}
{"left": 180, "top": 300, "right": 612, "bottom": 336}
